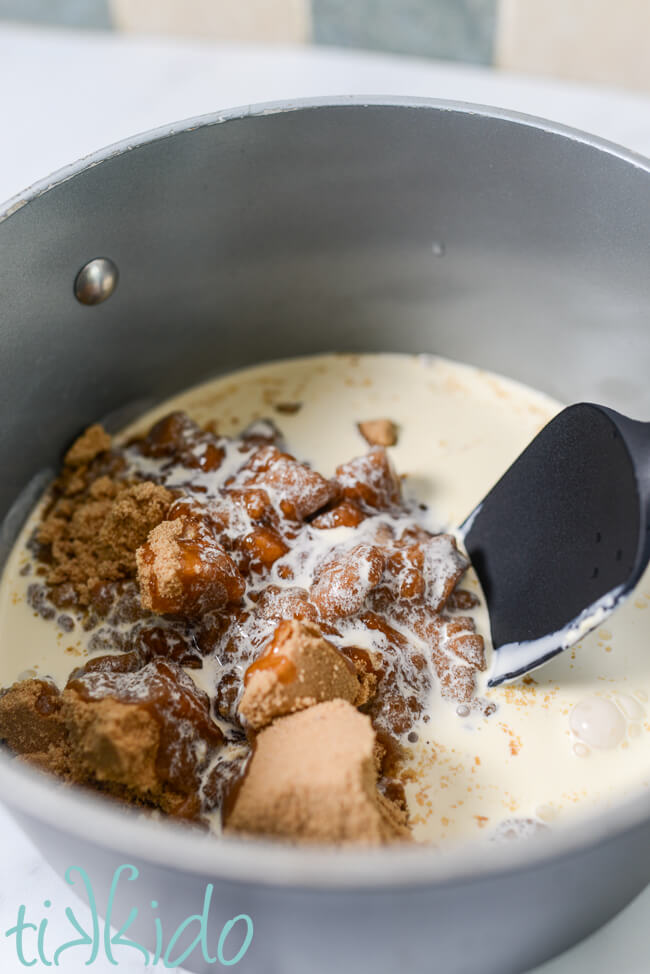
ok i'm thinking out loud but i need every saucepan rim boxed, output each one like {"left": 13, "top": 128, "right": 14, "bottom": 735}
{"left": 1, "top": 96, "right": 649, "bottom": 891}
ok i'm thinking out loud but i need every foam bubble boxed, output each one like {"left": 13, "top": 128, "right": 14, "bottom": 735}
{"left": 570, "top": 696, "right": 626, "bottom": 750}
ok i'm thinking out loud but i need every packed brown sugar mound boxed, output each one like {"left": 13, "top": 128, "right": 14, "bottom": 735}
{"left": 225, "top": 700, "right": 410, "bottom": 844}
{"left": 36, "top": 424, "right": 172, "bottom": 606}
{"left": 0, "top": 410, "right": 490, "bottom": 844}
{"left": 0, "top": 655, "right": 223, "bottom": 822}
{"left": 239, "top": 619, "right": 363, "bottom": 730}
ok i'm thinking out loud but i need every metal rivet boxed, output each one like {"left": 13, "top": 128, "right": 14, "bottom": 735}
{"left": 74, "top": 257, "right": 119, "bottom": 306}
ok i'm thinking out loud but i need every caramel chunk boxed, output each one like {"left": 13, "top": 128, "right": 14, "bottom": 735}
{"left": 239, "top": 620, "right": 361, "bottom": 730}
{"left": 335, "top": 448, "right": 401, "bottom": 510}
{"left": 311, "top": 499, "right": 365, "bottom": 529}
{"left": 241, "top": 445, "right": 338, "bottom": 520}
{"left": 64, "top": 424, "right": 112, "bottom": 468}
{"left": 311, "top": 543, "right": 385, "bottom": 619}
{"left": 358, "top": 418, "right": 398, "bottom": 447}
{"left": 384, "top": 533, "right": 468, "bottom": 611}
{"left": 137, "top": 411, "right": 224, "bottom": 472}
{"left": 14, "top": 403, "right": 491, "bottom": 830}
{"left": 421, "top": 535, "right": 468, "bottom": 610}
{"left": 445, "top": 617, "right": 486, "bottom": 669}
{"left": 241, "top": 526, "right": 288, "bottom": 570}
{"left": 255, "top": 586, "right": 318, "bottom": 625}
{"left": 225, "top": 700, "right": 410, "bottom": 844}
{"left": 136, "top": 516, "right": 245, "bottom": 615}
{"left": 446, "top": 588, "right": 480, "bottom": 611}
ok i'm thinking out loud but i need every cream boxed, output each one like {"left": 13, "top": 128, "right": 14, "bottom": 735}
{"left": 0, "top": 352, "right": 648, "bottom": 846}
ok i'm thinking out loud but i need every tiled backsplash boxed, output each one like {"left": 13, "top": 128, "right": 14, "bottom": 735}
{"left": 312, "top": 0, "right": 496, "bottom": 65}
{"left": 1, "top": 0, "right": 649, "bottom": 92}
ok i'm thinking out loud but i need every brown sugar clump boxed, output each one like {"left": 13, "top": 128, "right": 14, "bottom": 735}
{"left": 0, "top": 663, "right": 224, "bottom": 821}
{"left": 10, "top": 406, "right": 491, "bottom": 835}
{"left": 100, "top": 482, "right": 174, "bottom": 568}
{"left": 0, "top": 680, "right": 68, "bottom": 775}
{"left": 38, "top": 479, "right": 172, "bottom": 605}
{"left": 239, "top": 620, "right": 363, "bottom": 730}
{"left": 225, "top": 699, "right": 411, "bottom": 844}
{"left": 64, "top": 658, "right": 224, "bottom": 814}
{"left": 358, "top": 418, "right": 398, "bottom": 447}
{"left": 61, "top": 693, "right": 161, "bottom": 793}
{"left": 64, "top": 424, "right": 112, "bottom": 467}
{"left": 136, "top": 516, "right": 245, "bottom": 616}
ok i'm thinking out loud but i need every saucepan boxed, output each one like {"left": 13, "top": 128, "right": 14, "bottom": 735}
{"left": 0, "top": 98, "right": 649, "bottom": 974}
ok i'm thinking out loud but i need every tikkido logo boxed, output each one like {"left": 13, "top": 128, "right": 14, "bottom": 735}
{"left": 4, "top": 864, "right": 254, "bottom": 968}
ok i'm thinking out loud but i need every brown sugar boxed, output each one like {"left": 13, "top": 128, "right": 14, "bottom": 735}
{"left": 64, "top": 658, "right": 224, "bottom": 820}
{"left": 62, "top": 692, "right": 161, "bottom": 794}
{"left": 38, "top": 472, "right": 172, "bottom": 605}
{"left": 0, "top": 660, "right": 225, "bottom": 821}
{"left": 225, "top": 700, "right": 411, "bottom": 844}
{"left": 358, "top": 418, "right": 398, "bottom": 447}
{"left": 0, "top": 679, "right": 68, "bottom": 775}
{"left": 4, "top": 407, "right": 493, "bottom": 840}
{"left": 64, "top": 424, "right": 112, "bottom": 467}
{"left": 239, "top": 620, "right": 363, "bottom": 730}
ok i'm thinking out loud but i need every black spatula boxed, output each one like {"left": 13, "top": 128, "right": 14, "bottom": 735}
{"left": 461, "top": 403, "right": 650, "bottom": 686}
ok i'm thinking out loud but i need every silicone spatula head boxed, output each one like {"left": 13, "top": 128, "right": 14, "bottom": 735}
{"left": 462, "top": 404, "right": 650, "bottom": 686}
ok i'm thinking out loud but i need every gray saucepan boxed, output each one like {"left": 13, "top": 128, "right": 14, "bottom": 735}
{"left": 0, "top": 98, "right": 649, "bottom": 974}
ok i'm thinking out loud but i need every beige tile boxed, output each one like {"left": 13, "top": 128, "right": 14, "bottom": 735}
{"left": 496, "top": 0, "right": 650, "bottom": 92}
{"left": 110, "top": 0, "right": 311, "bottom": 44}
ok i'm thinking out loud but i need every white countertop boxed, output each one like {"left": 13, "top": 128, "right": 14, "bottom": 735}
{"left": 0, "top": 23, "right": 649, "bottom": 974}
{"left": 1, "top": 21, "right": 649, "bottom": 207}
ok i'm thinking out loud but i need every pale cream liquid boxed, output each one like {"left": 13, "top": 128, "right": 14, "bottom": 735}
{"left": 1, "top": 353, "right": 648, "bottom": 845}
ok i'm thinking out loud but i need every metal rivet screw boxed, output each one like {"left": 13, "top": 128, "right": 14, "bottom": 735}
{"left": 74, "top": 257, "right": 119, "bottom": 306}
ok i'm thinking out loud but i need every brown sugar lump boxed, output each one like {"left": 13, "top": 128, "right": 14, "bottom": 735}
{"left": 311, "top": 543, "right": 385, "bottom": 619}
{"left": 64, "top": 658, "right": 223, "bottom": 813}
{"left": 239, "top": 620, "right": 361, "bottom": 730}
{"left": 99, "top": 482, "right": 173, "bottom": 568}
{"left": 240, "top": 444, "right": 339, "bottom": 520}
{"left": 0, "top": 679, "right": 68, "bottom": 775}
{"left": 335, "top": 447, "right": 402, "bottom": 511}
{"left": 136, "top": 515, "right": 245, "bottom": 615}
{"left": 358, "top": 418, "right": 398, "bottom": 448}
{"left": 64, "top": 424, "right": 112, "bottom": 468}
{"left": 225, "top": 700, "right": 411, "bottom": 844}
{"left": 38, "top": 479, "right": 173, "bottom": 606}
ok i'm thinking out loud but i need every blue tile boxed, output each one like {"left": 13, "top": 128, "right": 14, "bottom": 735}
{"left": 313, "top": 0, "right": 497, "bottom": 65}
{"left": 0, "top": 0, "right": 112, "bottom": 29}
